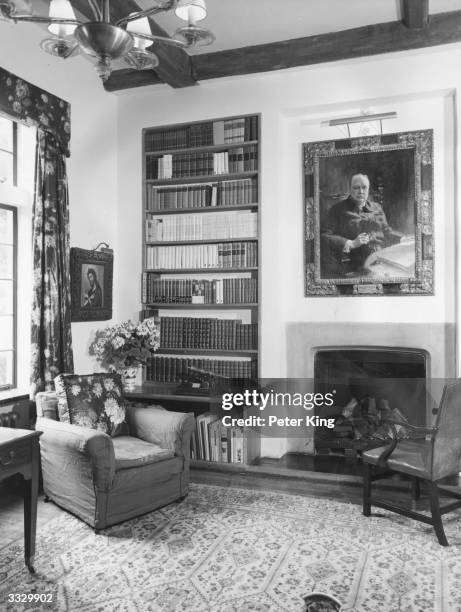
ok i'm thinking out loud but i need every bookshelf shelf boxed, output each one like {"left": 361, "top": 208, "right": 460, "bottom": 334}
{"left": 142, "top": 113, "right": 261, "bottom": 468}
{"left": 146, "top": 171, "right": 258, "bottom": 186}
{"left": 146, "top": 203, "right": 258, "bottom": 215}
{"left": 144, "top": 267, "right": 258, "bottom": 274}
{"left": 146, "top": 303, "right": 258, "bottom": 310}
{"left": 146, "top": 237, "right": 258, "bottom": 247}
{"left": 156, "top": 348, "right": 258, "bottom": 356}
{"left": 145, "top": 140, "right": 259, "bottom": 157}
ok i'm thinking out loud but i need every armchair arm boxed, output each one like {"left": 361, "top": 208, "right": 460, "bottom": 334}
{"left": 36, "top": 417, "right": 115, "bottom": 490}
{"left": 126, "top": 405, "right": 195, "bottom": 459}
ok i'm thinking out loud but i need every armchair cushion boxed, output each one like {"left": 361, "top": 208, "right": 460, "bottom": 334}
{"left": 112, "top": 436, "right": 174, "bottom": 469}
{"left": 54, "top": 373, "right": 128, "bottom": 437}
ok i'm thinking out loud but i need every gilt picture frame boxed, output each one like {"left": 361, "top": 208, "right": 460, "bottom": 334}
{"left": 303, "top": 130, "right": 434, "bottom": 296}
{"left": 70, "top": 247, "right": 113, "bottom": 321}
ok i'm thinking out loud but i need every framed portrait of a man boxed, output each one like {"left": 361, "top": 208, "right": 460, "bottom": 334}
{"left": 70, "top": 247, "right": 113, "bottom": 321}
{"left": 303, "top": 130, "right": 434, "bottom": 296}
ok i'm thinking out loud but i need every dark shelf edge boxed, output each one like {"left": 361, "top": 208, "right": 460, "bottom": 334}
{"left": 143, "top": 267, "right": 258, "bottom": 274}
{"left": 146, "top": 171, "right": 258, "bottom": 185}
{"left": 145, "top": 204, "right": 258, "bottom": 215}
{"left": 144, "top": 303, "right": 258, "bottom": 309}
{"left": 145, "top": 140, "right": 259, "bottom": 157}
{"left": 157, "top": 348, "right": 258, "bottom": 355}
{"left": 146, "top": 237, "right": 258, "bottom": 246}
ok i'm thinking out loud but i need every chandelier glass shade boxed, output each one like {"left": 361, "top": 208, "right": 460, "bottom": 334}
{"left": 0, "top": 0, "right": 215, "bottom": 82}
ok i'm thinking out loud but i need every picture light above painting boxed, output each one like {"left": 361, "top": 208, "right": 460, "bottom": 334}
{"left": 70, "top": 245, "right": 113, "bottom": 321}
{"left": 303, "top": 130, "right": 434, "bottom": 297}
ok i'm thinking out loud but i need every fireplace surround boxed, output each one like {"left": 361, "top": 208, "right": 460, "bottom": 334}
{"left": 285, "top": 322, "right": 455, "bottom": 455}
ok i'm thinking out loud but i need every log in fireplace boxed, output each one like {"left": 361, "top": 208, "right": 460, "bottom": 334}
{"left": 313, "top": 347, "right": 428, "bottom": 457}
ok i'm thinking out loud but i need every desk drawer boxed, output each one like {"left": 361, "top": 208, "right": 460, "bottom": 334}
{"left": 0, "top": 440, "right": 31, "bottom": 470}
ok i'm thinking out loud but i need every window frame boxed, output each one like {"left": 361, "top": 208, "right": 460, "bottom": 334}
{"left": 0, "top": 202, "right": 18, "bottom": 391}
{"left": 0, "top": 120, "right": 17, "bottom": 187}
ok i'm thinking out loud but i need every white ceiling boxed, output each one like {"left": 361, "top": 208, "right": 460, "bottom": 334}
{"left": 139, "top": 0, "right": 461, "bottom": 54}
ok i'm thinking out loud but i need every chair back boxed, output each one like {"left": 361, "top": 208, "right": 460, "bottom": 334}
{"left": 35, "top": 392, "right": 59, "bottom": 421}
{"left": 431, "top": 380, "right": 461, "bottom": 480}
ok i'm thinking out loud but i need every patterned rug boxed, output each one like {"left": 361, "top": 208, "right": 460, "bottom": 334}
{"left": 2, "top": 483, "right": 461, "bottom": 611}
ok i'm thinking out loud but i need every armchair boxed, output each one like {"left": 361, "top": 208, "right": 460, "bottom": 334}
{"left": 362, "top": 380, "right": 461, "bottom": 546}
{"left": 35, "top": 391, "right": 195, "bottom": 530}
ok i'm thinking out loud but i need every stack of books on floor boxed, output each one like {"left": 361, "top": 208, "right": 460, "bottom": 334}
{"left": 193, "top": 412, "right": 245, "bottom": 463}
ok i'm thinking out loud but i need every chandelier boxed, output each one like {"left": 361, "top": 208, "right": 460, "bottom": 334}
{"left": 0, "top": 0, "right": 215, "bottom": 81}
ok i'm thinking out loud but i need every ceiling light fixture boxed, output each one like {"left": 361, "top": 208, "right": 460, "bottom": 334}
{"left": 0, "top": 0, "right": 215, "bottom": 82}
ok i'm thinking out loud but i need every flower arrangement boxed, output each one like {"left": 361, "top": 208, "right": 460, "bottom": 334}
{"left": 89, "top": 318, "right": 160, "bottom": 370}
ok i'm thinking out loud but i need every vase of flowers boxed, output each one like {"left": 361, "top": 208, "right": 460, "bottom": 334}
{"left": 89, "top": 318, "right": 160, "bottom": 392}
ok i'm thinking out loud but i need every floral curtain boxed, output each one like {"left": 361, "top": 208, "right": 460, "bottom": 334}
{"left": 30, "top": 128, "right": 74, "bottom": 397}
{"left": 0, "top": 67, "right": 70, "bottom": 155}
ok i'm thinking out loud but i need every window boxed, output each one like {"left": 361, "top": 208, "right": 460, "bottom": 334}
{"left": 0, "top": 117, "right": 34, "bottom": 396}
{"left": 0, "top": 204, "right": 16, "bottom": 389}
{"left": 0, "top": 116, "right": 16, "bottom": 186}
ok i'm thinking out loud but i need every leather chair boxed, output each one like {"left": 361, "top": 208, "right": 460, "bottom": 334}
{"left": 35, "top": 391, "right": 195, "bottom": 531}
{"left": 362, "top": 380, "right": 461, "bottom": 546}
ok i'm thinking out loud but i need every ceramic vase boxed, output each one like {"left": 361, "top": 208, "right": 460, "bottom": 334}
{"left": 119, "top": 366, "right": 138, "bottom": 392}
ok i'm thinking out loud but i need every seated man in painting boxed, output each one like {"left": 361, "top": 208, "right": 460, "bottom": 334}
{"left": 320, "top": 173, "right": 403, "bottom": 278}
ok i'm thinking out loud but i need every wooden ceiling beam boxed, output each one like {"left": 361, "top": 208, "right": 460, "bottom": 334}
{"left": 192, "top": 10, "right": 461, "bottom": 82}
{"left": 103, "top": 68, "right": 163, "bottom": 91}
{"left": 401, "top": 0, "right": 429, "bottom": 29}
{"left": 70, "top": 0, "right": 196, "bottom": 89}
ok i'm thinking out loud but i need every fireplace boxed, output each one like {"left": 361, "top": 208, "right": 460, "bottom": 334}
{"left": 314, "top": 347, "right": 428, "bottom": 456}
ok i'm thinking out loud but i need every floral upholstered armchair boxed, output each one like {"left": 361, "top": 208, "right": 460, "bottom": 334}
{"left": 35, "top": 372, "right": 195, "bottom": 531}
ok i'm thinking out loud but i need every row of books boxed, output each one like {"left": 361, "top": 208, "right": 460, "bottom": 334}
{"left": 146, "top": 242, "right": 258, "bottom": 270}
{"left": 159, "top": 316, "right": 257, "bottom": 350}
{"left": 145, "top": 355, "right": 257, "bottom": 383}
{"left": 146, "top": 146, "right": 258, "bottom": 180}
{"left": 145, "top": 117, "right": 259, "bottom": 152}
{"left": 193, "top": 414, "right": 245, "bottom": 463}
{"left": 146, "top": 179, "right": 258, "bottom": 210}
{"left": 142, "top": 276, "right": 258, "bottom": 305}
{"left": 145, "top": 211, "right": 258, "bottom": 242}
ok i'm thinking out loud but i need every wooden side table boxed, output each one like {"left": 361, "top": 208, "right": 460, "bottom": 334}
{"left": 0, "top": 427, "right": 42, "bottom": 573}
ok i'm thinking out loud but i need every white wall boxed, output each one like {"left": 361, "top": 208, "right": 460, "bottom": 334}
{"left": 0, "top": 20, "right": 118, "bottom": 378}
{"left": 116, "top": 44, "right": 461, "bottom": 456}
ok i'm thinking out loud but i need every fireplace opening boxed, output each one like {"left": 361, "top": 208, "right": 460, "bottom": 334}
{"left": 314, "top": 347, "right": 428, "bottom": 457}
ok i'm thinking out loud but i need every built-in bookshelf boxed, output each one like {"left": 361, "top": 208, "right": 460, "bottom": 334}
{"left": 141, "top": 114, "right": 261, "bottom": 467}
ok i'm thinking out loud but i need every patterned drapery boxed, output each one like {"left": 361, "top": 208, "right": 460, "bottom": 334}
{"left": 0, "top": 66, "right": 70, "bottom": 155}
{"left": 30, "top": 128, "right": 74, "bottom": 397}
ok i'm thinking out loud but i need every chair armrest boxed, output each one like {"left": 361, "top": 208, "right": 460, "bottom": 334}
{"left": 386, "top": 418, "right": 437, "bottom": 436}
{"left": 36, "top": 417, "right": 115, "bottom": 489}
{"left": 126, "top": 405, "right": 195, "bottom": 459}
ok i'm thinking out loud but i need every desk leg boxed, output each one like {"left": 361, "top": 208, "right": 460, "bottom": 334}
{"left": 24, "top": 441, "right": 40, "bottom": 573}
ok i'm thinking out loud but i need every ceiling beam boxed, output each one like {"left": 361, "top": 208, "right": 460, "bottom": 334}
{"left": 192, "top": 10, "right": 461, "bottom": 82}
{"left": 401, "top": 0, "right": 429, "bottom": 29}
{"left": 70, "top": 0, "right": 196, "bottom": 89}
{"left": 103, "top": 68, "right": 163, "bottom": 91}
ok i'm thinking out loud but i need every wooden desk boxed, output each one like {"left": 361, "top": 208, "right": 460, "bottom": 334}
{"left": 0, "top": 427, "right": 42, "bottom": 573}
